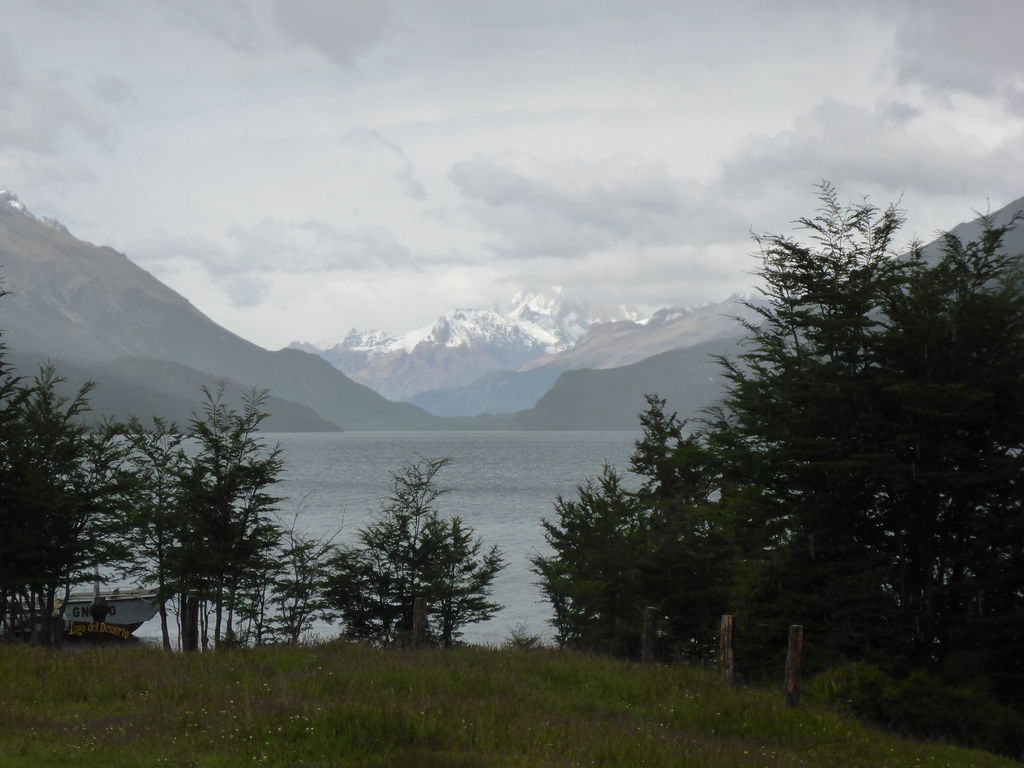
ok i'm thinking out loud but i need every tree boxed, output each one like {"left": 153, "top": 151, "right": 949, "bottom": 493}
{"left": 121, "top": 416, "right": 188, "bottom": 650}
{"left": 711, "top": 183, "right": 910, "bottom": 670}
{"left": 711, "top": 185, "right": 1024, "bottom": 696}
{"left": 173, "top": 385, "right": 283, "bottom": 648}
{"left": 326, "top": 457, "right": 505, "bottom": 647}
{"left": 533, "top": 395, "right": 729, "bottom": 660}
{"left": 533, "top": 466, "right": 648, "bottom": 655}
{"left": 266, "top": 505, "right": 340, "bottom": 645}
{"left": 0, "top": 365, "right": 131, "bottom": 645}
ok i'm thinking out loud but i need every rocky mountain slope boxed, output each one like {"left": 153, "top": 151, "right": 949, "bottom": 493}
{"left": 0, "top": 190, "right": 441, "bottom": 430}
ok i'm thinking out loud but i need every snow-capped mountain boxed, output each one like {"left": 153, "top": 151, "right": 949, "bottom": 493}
{"left": 1, "top": 188, "right": 69, "bottom": 234}
{"left": 291, "top": 291, "right": 625, "bottom": 401}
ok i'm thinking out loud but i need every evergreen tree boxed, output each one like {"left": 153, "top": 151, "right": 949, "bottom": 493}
{"left": 713, "top": 186, "right": 1024, "bottom": 696}
{"left": 266, "top": 508, "right": 339, "bottom": 645}
{"left": 326, "top": 457, "right": 505, "bottom": 647}
{"left": 173, "top": 385, "right": 283, "bottom": 648}
{"left": 533, "top": 466, "right": 648, "bottom": 655}
{"left": 714, "top": 184, "right": 910, "bottom": 670}
{"left": 534, "top": 396, "right": 729, "bottom": 660}
{"left": 0, "top": 365, "right": 130, "bottom": 645}
{"left": 121, "top": 416, "right": 188, "bottom": 650}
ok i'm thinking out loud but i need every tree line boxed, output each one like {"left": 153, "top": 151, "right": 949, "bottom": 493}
{"left": 533, "top": 185, "right": 1024, "bottom": 750}
{"left": 0, "top": 346, "right": 505, "bottom": 648}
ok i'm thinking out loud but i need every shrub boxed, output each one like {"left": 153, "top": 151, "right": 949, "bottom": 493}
{"left": 808, "top": 663, "right": 1024, "bottom": 757}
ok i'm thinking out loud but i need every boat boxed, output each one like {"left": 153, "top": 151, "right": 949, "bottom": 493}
{"left": 60, "top": 588, "right": 159, "bottom": 634}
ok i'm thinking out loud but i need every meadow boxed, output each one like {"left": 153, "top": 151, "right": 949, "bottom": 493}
{"left": 0, "top": 642, "right": 1016, "bottom": 768}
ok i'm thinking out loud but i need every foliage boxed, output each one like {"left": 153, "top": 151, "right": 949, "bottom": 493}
{"left": 120, "top": 416, "right": 188, "bottom": 649}
{"left": 327, "top": 457, "right": 505, "bottom": 647}
{"left": 0, "top": 363, "right": 131, "bottom": 645}
{"left": 501, "top": 621, "right": 544, "bottom": 650}
{"left": 808, "top": 663, "right": 1024, "bottom": 757}
{"left": 711, "top": 185, "right": 1024, "bottom": 697}
{"left": 533, "top": 466, "right": 648, "bottom": 656}
{"left": 267, "top": 506, "right": 340, "bottom": 645}
{"left": 533, "top": 395, "right": 730, "bottom": 660}
{"left": 533, "top": 185, "right": 1024, "bottom": 750}
{"left": 172, "top": 385, "right": 284, "bottom": 648}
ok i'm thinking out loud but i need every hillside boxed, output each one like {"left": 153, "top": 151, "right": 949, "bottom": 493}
{"left": 513, "top": 336, "right": 740, "bottom": 430}
{"left": 0, "top": 195, "right": 442, "bottom": 430}
{"left": 7, "top": 351, "right": 342, "bottom": 432}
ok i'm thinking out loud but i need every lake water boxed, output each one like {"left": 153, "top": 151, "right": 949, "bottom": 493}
{"left": 137, "top": 431, "right": 640, "bottom": 647}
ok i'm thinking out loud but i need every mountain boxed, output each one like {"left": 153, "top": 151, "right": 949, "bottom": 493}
{"left": 511, "top": 336, "right": 741, "bottom": 430}
{"left": 7, "top": 351, "right": 341, "bottom": 432}
{"left": 411, "top": 296, "right": 760, "bottom": 417}
{"left": 0, "top": 189, "right": 442, "bottom": 430}
{"left": 293, "top": 291, "right": 638, "bottom": 401}
{"left": 920, "top": 194, "right": 1024, "bottom": 259}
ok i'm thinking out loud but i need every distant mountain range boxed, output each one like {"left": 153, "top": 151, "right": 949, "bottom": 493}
{"left": 290, "top": 292, "right": 640, "bottom": 401}
{"left": 294, "top": 288, "right": 761, "bottom": 416}
{"left": 2, "top": 187, "right": 1021, "bottom": 432}
{"left": 409, "top": 297, "right": 762, "bottom": 417}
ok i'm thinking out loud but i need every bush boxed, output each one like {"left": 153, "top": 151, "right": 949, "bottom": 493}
{"left": 808, "top": 663, "right": 1024, "bottom": 757}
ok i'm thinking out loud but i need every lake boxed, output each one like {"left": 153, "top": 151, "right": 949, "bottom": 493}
{"left": 137, "top": 430, "right": 640, "bottom": 647}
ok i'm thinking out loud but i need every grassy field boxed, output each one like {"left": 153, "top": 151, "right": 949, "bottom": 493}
{"left": 0, "top": 641, "right": 1016, "bottom": 768}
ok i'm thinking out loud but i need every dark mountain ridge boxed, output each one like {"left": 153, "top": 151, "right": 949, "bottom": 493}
{"left": 0, "top": 199, "right": 441, "bottom": 430}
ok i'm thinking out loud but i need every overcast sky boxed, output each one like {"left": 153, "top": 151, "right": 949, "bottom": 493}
{"left": 2, "top": 0, "right": 1023, "bottom": 349}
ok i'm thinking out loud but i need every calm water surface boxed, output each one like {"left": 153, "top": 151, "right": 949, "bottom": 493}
{"left": 138, "top": 431, "right": 640, "bottom": 647}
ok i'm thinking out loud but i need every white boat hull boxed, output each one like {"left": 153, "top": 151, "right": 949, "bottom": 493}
{"left": 61, "top": 589, "right": 159, "bottom": 633}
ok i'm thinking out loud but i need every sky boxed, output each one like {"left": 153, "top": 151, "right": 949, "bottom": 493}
{"left": 2, "top": 0, "right": 1023, "bottom": 350}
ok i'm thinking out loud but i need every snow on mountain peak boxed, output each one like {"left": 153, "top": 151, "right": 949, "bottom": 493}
{"left": 301, "top": 290, "right": 653, "bottom": 361}
{"left": 0, "top": 188, "right": 70, "bottom": 234}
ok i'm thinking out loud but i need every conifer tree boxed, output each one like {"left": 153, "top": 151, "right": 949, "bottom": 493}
{"left": 326, "top": 457, "right": 504, "bottom": 647}
{"left": 173, "top": 385, "right": 283, "bottom": 648}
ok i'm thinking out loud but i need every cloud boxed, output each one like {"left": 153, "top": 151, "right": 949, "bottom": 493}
{"left": 893, "top": 0, "right": 1024, "bottom": 111}
{"left": 221, "top": 273, "right": 270, "bottom": 307}
{"left": 159, "top": 0, "right": 269, "bottom": 53}
{"left": 134, "top": 218, "right": 414, "bottom": 289}
{"left": 718, "top": 98, "right": 1024, "bottom": 202}
{"left": 228, "top": 219, "right": 411, "bottom": 274}
{"left": 272, "top": 0, "right": 391, "bottom": 65}
{"left": 449, "top": 155, "right": 739, "bottom": 260}
{"left": 343, "top": 129, "right": 426, "bottom": 200}
{"left": 91, "top": 75, "right": 137, "bottom": 105}
{"left": 0, "top": 36, "right": 115, "bottom": 156}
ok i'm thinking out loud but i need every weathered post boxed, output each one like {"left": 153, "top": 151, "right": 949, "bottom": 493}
{"left": 182, "top": 593, "right": 200, "bottom": 653}
{"left": 641, "top": 606, "right": 657, "bottom": 664}
{"left": 412, "top": 596, "right": 427, "bottom": 648}
{"left": 90, "top": 595, "right": 110, "bottom": 646}
{"left": 720, "top": 614, "right": 735, "bottom": 685}
{"left": 784, "top": 624, "right": 803, "bottom": 706}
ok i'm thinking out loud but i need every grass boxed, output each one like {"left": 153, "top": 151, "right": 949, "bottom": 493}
{"left": 0, "top": 642, "right": 1016, "bottom": 767}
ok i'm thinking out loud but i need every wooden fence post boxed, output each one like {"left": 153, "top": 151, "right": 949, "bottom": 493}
{"left": 641, "top": 606, "right": 657, "bottom": 664}
{"left": 182, "top": 593, "right": 200, "bottom": 653}
{"left": 720, "top": 614, "right": 735, "bottom": 685}
{"left": 412, "top": 596, "right": 427, "bottom": 648}
{"left": 784, "top": 624, "right": 803, "bottom": 706}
